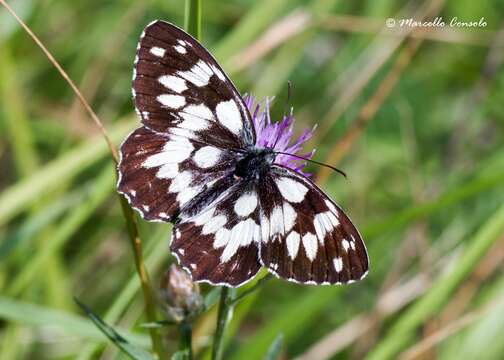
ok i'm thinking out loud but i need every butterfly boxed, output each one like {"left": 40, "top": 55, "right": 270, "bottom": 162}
{"left": 118, "top": 20, "right": 369, "bottom": 287}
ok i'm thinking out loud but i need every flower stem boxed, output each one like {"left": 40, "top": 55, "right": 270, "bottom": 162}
{"left": 184, "top": 0, "right": 201, "bottom": 39}
{"left": 212, "top": 287, "right": 231, "bottom": 360}
{"left": 179, "top": 321, "right": 193, "bottom": 359}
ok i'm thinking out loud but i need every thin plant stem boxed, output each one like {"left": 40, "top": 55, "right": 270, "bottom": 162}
{"left": 184, "top": 0, "right": 202, "bottom": 39}
{"left": 118, "top": 198, "right": 164, "bottom": 357}
{"left": 179, "top": 321, "right": 193, "bottom": 359}
{"left": 0, "top": 1, "right": 164, "bottom": 357}
{"left": 227, "top": 274, "right": 273, "bottom": 306}
{"left": 175, "top": 3, "right": 202, "bottom": 358}
{"left": 212, "top": 287, "right": 232, "bottom": 360}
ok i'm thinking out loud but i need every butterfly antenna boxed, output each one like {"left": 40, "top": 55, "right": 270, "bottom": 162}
{"left": 273, "top": 151, "right": 347, "bottom": 178}
{"left": 271, "top": 81, "right": 293, "bottom": 150}
{"left": 283, "top": 80, "right": 293, "bottom": 117}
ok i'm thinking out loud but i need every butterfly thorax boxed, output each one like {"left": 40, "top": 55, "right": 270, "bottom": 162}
{"left": 234, "top": 147, "right": 275, "bottom": 180}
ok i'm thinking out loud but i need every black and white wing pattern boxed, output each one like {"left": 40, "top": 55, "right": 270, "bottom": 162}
{"left": 118, "top": 20, "right": 369, "bottom": 287}
{"left": 118, "top": 21, "right": 254, "bottom": 221}
{"left": 171, "top": 177, "right": 262, "bottom": 287}
{"left": 257, "top": 166, "right": 369, "bottom": 284}
{"left": 132, "top": 20, "right": 255, "bottom": 148}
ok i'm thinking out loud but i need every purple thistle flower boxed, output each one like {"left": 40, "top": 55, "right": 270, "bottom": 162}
{"left": 243, "top": 95, "right": 316, "bottom": 176}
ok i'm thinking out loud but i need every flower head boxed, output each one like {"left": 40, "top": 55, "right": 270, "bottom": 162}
{"left": 159, "top": 264, "right": 203, "bottom": 322}
{"left": 244, "top": 95, "right": 315, "bottom": 176}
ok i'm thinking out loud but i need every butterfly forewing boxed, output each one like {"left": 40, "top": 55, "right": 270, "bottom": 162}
{"left": 257, "top": 166, "right": 369, "bottom": 284}
{"left": 132, "top": 20, "right": 255, "bottom": 149}
{"left": 118, "top": 127, "right": 240, "bottom": 221}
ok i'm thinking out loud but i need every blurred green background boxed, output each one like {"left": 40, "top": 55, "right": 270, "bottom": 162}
{"left": 1, "top": 0, "right": 504, "bottom": 359}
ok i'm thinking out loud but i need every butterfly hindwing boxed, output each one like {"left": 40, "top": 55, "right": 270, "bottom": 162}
{"left": 132, "top": 20, "right": 255, "bottom": 149}
{"left": 257, "top": 166, "right": 369, "bottom": 284}
{"left": 170, "top": 178, "right": 262, "bottom": 286}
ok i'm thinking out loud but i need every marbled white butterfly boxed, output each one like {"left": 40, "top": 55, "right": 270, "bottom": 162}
{"left": 118, "top": 21, "right": 369, "bottom": 287}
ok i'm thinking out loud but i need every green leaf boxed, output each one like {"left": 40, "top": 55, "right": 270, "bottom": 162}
{"left": 203, "top": 287, "right": 221, "bottom": 310}
{"left": 75, "top": 298, "right": 156, "bottom": 360}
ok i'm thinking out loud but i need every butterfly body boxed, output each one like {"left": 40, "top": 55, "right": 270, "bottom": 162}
{"left": 234, "top": 147, "right": 275, "bottom": 180}
{"left": 118, "top": 20, "right": 369, "bottom": 287}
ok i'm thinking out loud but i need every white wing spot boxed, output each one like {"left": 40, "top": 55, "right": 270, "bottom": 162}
{"left": 194, "top": 146, "right": 222, "bottom": 168}
{"left": 157, "top": 94, "right": 186, "bottom": 109}
{"left": 342, "top": 239, "right": 350, "bottom": 252}
{"left": 215, "top": 100, "right": 243, "bottom": 135}
{"left": 156, "top": 163, "right": 178, "bottom": 179}
{"left": 282, "top": 202, "right": 297, "bottom": 232}
{"left": 214, "top": 228, "right": 230, "bottom": 248}
{"left": 275, "top": 177, "right": 309, "bottom": 203}
{"left": 302, "top": 233, "right": 318, "bottom": 261}
{"left": 174, "top": 45, "right": 186, "bottom": 54}
{"left": 158, "top": 75, "right": 187, "bottom": 93}
{"left": 333, "top": 257, "right": 343, "bottom": 272}
{"left": 270, "top": 206, "right": 284, "bottom": 236}
{"left": 169, "top": 171, "right": 193, "bottom": 194}
{"left": 179, "top": 104, "right": 213, "bottom": 131}
{"left": 177, "top": 186, "right": 200, "bottom": 205}
{"left": 150, "top": 46, "right": 166, "bottom": 57}
{"left": 143, "top": 137, "right": 194, "bottom": 168}
{"left": 286, "top": 231, "right": 301, "bottom": 259}
{"left": 141, "top": 111, "right": 150, "bottom": 120}
{"left": 210, "top": 64, "right": 226, "bottom": 81}
{"left": 314, "top": 213, "right": 330, "bottom": 244}
{"left": 221, "top": 219, "right": 259, "bottom": 262}
{"left": 234, "top": 192, "right": 258, "bottom": 217}
{"left": 202, "top": 215, "right": 227, "bottom": 235}
{"left": 324, "top": 199, "right": 338, "bottom": 214}
{"left": 191, "top": 207, "right": 216, "bottom": 226}
{"left": 177, "top": 60, "right": 212, "bottom": 87}
{"left": 260, "top": 215, "right": 270, "bottom": 243}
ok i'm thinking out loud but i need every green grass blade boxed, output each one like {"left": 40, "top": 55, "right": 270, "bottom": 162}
{"left": 366, "top": 203, "right": 504, "bottom": 360}
{"left": 0, "top": 296, "right": 149, "bottom": 347}
{"left": 0, "top": 119, "right": 134, "bottom": 226}
{"left": 76, "top": 299, "right": 156, "bottom": 360}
